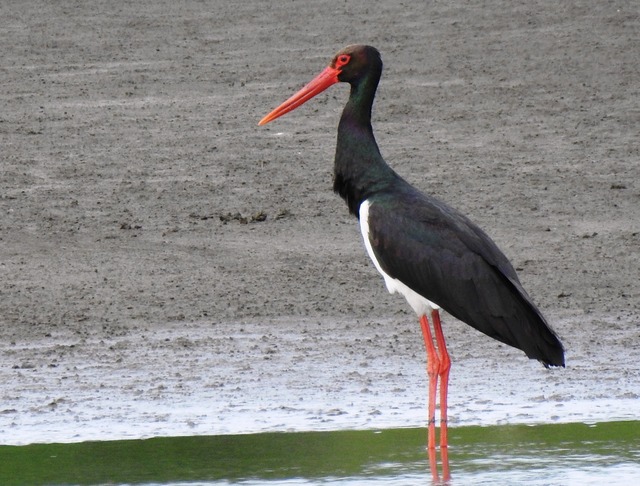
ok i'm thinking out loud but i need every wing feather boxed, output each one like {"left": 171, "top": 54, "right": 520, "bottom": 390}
{"left": 365, "top": 189, "right": 564, "bottom": 366}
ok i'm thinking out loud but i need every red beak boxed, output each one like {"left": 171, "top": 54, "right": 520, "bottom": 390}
{"left": 259, "top": 65, "right": 341, "bottom": 126}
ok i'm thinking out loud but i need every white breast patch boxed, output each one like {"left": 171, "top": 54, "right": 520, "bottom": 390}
{"left": 359, "top": 199, "right": 439, "bottom": 317}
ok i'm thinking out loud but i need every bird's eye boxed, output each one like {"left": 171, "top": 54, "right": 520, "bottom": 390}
{"left": 336, "top": 54, "right": 351, "bottom": 68}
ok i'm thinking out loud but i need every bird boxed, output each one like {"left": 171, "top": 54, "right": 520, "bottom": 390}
{"left": 259, "top": 44, "right": 564, "bottom": 478}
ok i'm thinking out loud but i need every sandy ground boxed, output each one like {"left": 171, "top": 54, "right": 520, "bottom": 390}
{"left": 1, "top": 1, "right": 639, "bottom": 445}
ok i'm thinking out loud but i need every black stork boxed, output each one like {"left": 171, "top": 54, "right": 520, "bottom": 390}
{"left": 259, "top": 44, "right": 565, "bottom": 480}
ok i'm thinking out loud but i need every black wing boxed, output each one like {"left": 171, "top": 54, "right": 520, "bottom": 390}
{"left": 366, "top": 187, "right": 564, "bottom": 367}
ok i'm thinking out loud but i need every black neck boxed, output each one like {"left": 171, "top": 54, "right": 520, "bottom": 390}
{"left": 333, "top": 67, "right": 399, "bottom": 217}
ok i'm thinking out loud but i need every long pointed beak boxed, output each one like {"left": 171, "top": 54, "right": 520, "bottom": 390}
{"left": 258, "top": 65, "right": 341, "bottom": 126}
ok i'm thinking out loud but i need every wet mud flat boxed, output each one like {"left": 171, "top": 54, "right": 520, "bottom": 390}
{"left": 1, "top": 0, "right": 639, "bottom": 445}
{"left": 2, "top": 313, "right": 639, "bottom": 444}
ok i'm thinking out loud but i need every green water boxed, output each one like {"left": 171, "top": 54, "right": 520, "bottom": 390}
{"left": 1, "top": 421, "right": 639, "bottom": 485}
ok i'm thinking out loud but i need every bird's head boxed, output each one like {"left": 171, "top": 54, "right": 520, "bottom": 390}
{"left": 331, "top": 45, "right": 381, "bottom": 84}
{"left": 258, "top": 45, "right": 381, "bottom": 126}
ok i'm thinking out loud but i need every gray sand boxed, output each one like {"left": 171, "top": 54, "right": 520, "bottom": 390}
{"left": 1, "top": 0, "right": 638, "bottom": 444}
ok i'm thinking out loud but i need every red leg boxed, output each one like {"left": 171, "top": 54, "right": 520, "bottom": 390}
{"left": 431, "top": 309, "right": 451, "bottom": 450}
{"left": 431, "top": 309, "right": 451, "bottom": 481}
{"left": 419, "top": 314, "right": 440, "bottom": 453}
{"left": 419, "top": 314, "right": 441, "bottom": 482}
{"left": 421, "top": 311, "right": 452, "bottom": 482}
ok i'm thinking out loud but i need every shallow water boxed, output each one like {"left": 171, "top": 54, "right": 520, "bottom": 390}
{"left": 2, "top": 421, "right": 639, "bottom": 485}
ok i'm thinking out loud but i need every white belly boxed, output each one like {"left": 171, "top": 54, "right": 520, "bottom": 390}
{"left": 359, "top": 199, "right": 440, "bottom": 317}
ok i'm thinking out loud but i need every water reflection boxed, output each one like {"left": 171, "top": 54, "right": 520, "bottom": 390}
{"left": 1, "top": 421, "right": 638, "bottom": 485}
{"left": 428, "top": 444, "right": 450, "bottom": 484}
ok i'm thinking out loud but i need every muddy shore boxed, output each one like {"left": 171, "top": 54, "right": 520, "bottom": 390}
{"left": 1, "top": 1, "right": 638, "bottom": 444}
